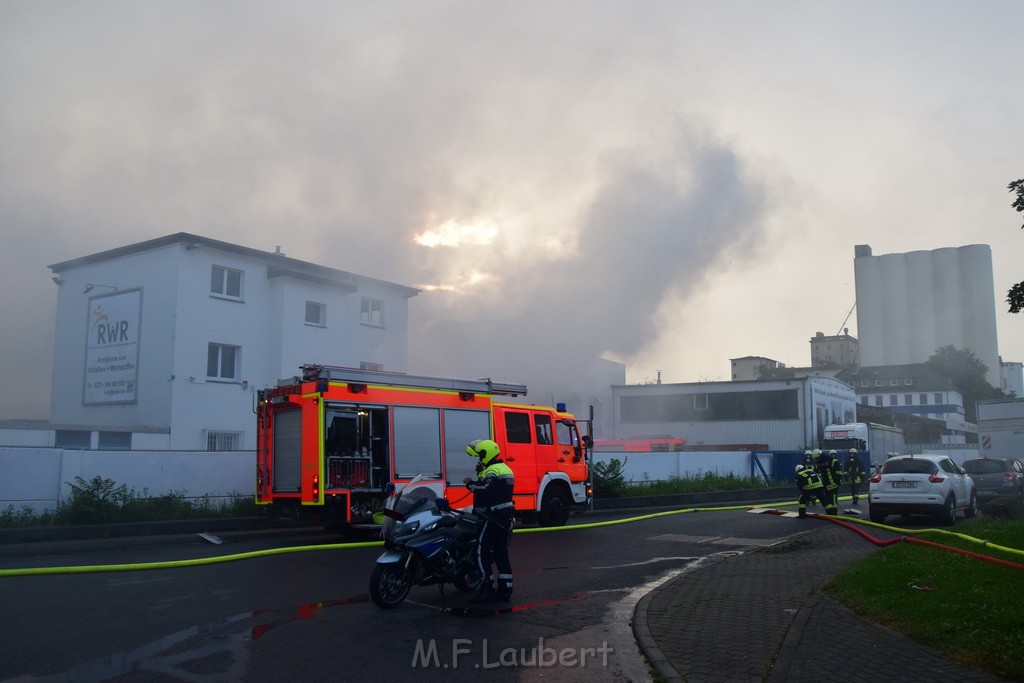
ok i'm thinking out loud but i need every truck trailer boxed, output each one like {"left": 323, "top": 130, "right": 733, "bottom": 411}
{"left": 821, "top": 422, "right": 905, "bottom": 466}
{"left": 976, "top": 398, "right": 1024, "bottom": 460}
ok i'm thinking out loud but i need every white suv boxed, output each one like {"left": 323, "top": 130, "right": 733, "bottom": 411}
{"left": 868, "top": 454, "right": 978, "bottom": 526}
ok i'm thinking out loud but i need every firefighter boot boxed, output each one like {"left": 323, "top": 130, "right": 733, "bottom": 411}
{"left": 798, "top": 507, "right": 807, "bottom": 519}
{"left": 496, "top": 574, "right": 513, "bottom": 603}
{"left": 471, "top": 582, "right": 496, "bottom": 604}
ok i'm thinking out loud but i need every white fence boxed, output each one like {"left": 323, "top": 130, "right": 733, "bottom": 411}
{"left": 0, "top": 447, "right": 254, "bottom": 514}
{"left": 2, "top": 447, "right": 776, "bottom": 515}
{"left": 592, "top": 450, "right": 771, "bottom": 483}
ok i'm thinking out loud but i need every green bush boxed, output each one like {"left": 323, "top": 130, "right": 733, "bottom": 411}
{"left": 56, "top": 475, "right": 129, "bottom": 525}
{"left": 592, "top": 458, "right": 628, "bottom": 498}
{"left": 589, "top": 461, "right": 788, "bottom": 499}
{"left": 0, "top": 475, "right": 258, "bottom": 528}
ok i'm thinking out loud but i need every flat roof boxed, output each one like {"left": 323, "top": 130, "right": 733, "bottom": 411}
{"left": 49, "top": 232, "right": 420, "bottom": 298}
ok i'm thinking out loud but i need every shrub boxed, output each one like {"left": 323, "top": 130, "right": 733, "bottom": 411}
{"left": 592, "top": 458, "right": 628, "bottom": 498}
{"left": 55, "top": 475, "right": 129, "bottom": 525}
{"left": 0, "top": 475, "right": 258, "bottom": 528}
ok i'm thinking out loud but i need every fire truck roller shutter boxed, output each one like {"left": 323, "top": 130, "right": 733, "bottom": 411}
{"left": 393, "top": 406, "right": 443, "bottom": 479}
{"left": 272, "top": 409, "right": 302, "bottom": 493}
{"left": 443, "top": 408, "right": 491, "bottom": 485}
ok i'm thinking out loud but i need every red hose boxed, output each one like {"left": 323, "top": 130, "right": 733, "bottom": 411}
{"left": 817, "top": 515, "right": 1024, "bottom": 572}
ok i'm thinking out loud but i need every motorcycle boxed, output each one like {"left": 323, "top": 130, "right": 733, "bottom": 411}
{"left": 369, "top": 475, "right": 484, "bottom": 609}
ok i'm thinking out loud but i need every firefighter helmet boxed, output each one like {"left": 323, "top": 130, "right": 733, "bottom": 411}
{"left": 795, "top": 464, "right": 804, "bottom": 474}
{"left": 466, "top": 439, "right": 500, "bottom": 465}
{"left": 812, "top": 449, "right": 822, "bottom": 457}
{"left": 849, "top": 448, "right": 858, "bottom": 454}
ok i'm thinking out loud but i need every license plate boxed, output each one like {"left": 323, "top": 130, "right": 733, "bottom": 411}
{"left": 892, "top": 481, "right": 917, "bottom": 489}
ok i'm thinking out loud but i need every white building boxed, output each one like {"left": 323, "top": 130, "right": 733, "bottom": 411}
{"left": 1000, "top": 358, "right": 1024, "bottom": 397}
{"left": 854, "top": 244, "right": 1000, "bottom": 387}
{"left": 46, "top": 233, "right": 419, "bottom": 451}
{"left": 612, "top": 376, "right": 858, "bottom": 451}
{"left": 729, "top": 356, "right": 784, "bottom": 381}
{"left": 834, "top": 364, "right": 972, "bottom": 444}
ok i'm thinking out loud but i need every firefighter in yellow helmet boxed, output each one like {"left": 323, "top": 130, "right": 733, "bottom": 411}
{"left": 845, "top": 448, "right": 867, "bottom": 511}
{"left": 815, "top": 449, "right": 842, "bottom": 515}
{"left": 463, "top": 439, "right": 516, "bottom": 603}
{"left": 794, "top": 463, "right": 825, "bottom": 519}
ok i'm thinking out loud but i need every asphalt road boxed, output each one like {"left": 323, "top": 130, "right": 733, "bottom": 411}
{"left": 0, "top": 506, "right": 822, "bottom": 682}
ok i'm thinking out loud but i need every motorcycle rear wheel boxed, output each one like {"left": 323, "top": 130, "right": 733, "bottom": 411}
{"left": 370, "top": 562, "right": 412, "bottom": 608}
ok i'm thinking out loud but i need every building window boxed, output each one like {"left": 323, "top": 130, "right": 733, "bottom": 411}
{"left": 888, "top": 395, "right": 898, "bottom": 406}
{"left": 694, "top": 394, "right": 709, "bottom": 410}
{"left": 904, "top": 394, "right": 913, "bottom": 405}
{"left": 860, "top": 380, "right": 869, "bottom": 387}
{"left": 889, "top": 379, "right": 898, "bottom": 386}
{"left": 210, "top": 266, "right": 243, "bottom": 300}
{"left": 55, "top": 430, "right": 91, "bottom": 449}
{"left": 207, "top": 343, "right": 240, "bottom": 380}
{"left": 875, "top": 380, "right": 883, "bottom": 387}
{"left": 361, "top": 297, "right": 384, "bottom": 326}
{"left": 919, "top": 394, "right": 928, "bottom": 405}
{"left": 360, "top": 361, "right": 383, "bottom": 371}
{"left": 305, "top": 301, "right": 326, "bottom": 327}
{"left": 874, "top": 396, "right": 883, "bottom": 406}
{"left": 98, "top": 432, "right": 132, "bottom": 450}
{"left": 934, "top": 392, "right": 943, "bottom": 404}
{"left": 207, "top": 431, "right": 242, "bottom": 451}
{"left": 904, "top": 378, "right": 913, "bottom": 385}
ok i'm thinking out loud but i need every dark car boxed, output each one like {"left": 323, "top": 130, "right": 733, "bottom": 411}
{"left": 960, "top": 457, "right": 1024, "bottom": 504}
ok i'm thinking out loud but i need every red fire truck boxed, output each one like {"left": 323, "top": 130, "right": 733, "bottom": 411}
{"left": 255, "top": 365, "right": 592, "bottom": 530}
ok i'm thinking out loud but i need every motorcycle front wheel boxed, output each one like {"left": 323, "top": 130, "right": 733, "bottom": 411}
{"left": 452, "top": 563, "right": 483, "bottom": 593}
{"left": 370, "top": 561, "right": 412, "bottom": 608}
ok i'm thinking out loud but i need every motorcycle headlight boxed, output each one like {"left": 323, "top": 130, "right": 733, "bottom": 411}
{"left": 394, "top": 520, "right": 420, "bottom": 536}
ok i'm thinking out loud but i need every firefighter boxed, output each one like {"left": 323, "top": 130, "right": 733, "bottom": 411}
{"left": 463, "top": 438, "right": 516, "bottom": 604}
{"left": 816, "top": 449, "right": 843, "bottom": 516}
{"left": 795, "top": 464, "right": 825, "bottom": 518}
{"left": 845, "top": 448, "right": 867, "bottom": 510}
{"left": 803, "top": 449, "right": 816, "bottom": 468}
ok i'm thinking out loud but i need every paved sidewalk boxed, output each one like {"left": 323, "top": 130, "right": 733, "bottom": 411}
{"left": 633, "top": 519, "right": 1006, "bottom": 683}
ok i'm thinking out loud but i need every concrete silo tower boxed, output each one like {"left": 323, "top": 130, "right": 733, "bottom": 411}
{"left": 854, "top": 244, "right": 1000, "bottom": 387}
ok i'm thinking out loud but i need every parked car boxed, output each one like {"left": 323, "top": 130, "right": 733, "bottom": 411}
{"left": 868, "top": 454, "right": 977, "bottom": 526}
{"left": 961, "top": 457, "right": 1024, "bottom": 505}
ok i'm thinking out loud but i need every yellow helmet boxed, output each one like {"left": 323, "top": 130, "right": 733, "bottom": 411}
{"left": 466, "top": 439, "right": 501, "bottom": 465}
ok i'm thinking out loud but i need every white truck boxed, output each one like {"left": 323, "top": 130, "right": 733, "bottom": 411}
{"left": 976, "top": 398, "right": 1024, "bottom": 460}
{"left": 821, "top": 422, "right": 905, "bottom": 467}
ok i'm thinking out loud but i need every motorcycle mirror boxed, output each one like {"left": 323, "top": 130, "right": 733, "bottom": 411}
{"left": 435, "top": 497, "right": 450, "bottom": 511}
{"left": 384, "top": 482, "right": 396, "bottom": 494}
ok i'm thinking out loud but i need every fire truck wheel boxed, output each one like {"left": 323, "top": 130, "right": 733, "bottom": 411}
{"left": 370, "top": 562, "right": 412, "bottom": 609}
{"left": 537, "top": 484, "right": 571, "bottom": 527}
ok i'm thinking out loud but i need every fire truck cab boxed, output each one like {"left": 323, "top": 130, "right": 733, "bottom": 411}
{"left": 255, "top": 365, "right": 592, "bottom": 530}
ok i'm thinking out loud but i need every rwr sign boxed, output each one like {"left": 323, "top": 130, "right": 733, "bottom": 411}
{"left": 95, "top": 320, "right": 130, "bottom": 345}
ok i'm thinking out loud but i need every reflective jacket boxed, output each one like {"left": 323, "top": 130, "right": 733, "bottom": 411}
{"left": 846, "top": 458, "right": 866, "bottom": 484}
{"left": 817, "top": 457, "right": 844, "bottom": 490}
{"left": 466, "top": 460, "right": 515, "bottom": 512}
{"left": 796, "top": 468, "right": 823, "bottom": 492}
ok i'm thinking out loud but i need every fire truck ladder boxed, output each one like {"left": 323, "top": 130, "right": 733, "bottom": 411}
{"left": 299, "top": 364, "right": 528, "bottom": 397}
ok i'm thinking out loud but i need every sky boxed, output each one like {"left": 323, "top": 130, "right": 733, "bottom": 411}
{"left": 1, "top": 1, "right": 1023, "bottom": 420}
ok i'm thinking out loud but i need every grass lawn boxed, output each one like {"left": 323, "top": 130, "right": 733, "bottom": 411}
{"left": 827, "top": 517, "right": 1024, "bottom": 680}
